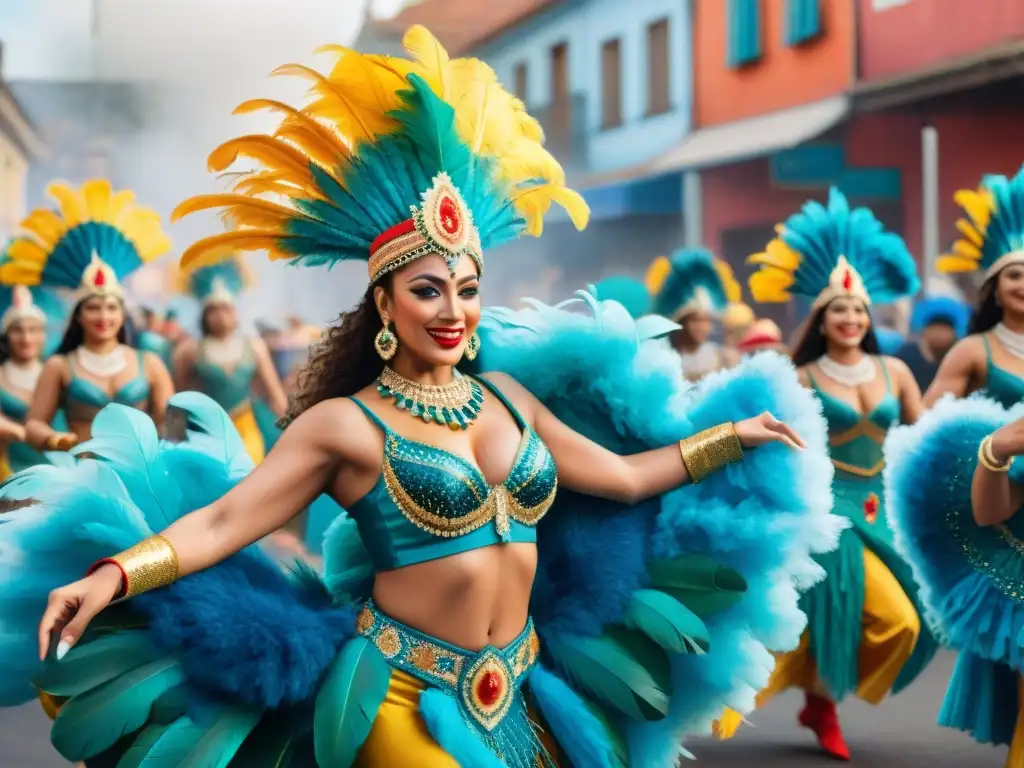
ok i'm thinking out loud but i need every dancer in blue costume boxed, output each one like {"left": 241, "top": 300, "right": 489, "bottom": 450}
{"left": 925, "top": 168, "right": 1024, "bottom": 409}
{"left": 736, "top": 187, "right": 938, "bottom": 760}
{"left": 173, "top": 254, "right": 288, "bottom": 464}
{"left": 646, "top": 249, "right": 742, "bottom": 382}
{"left": 0, "top": 28, "right": 842, "bottom": 767}
{"left": 136, "top": 307, "right": 175, "bottom": 371}
{"left": 887, "top": 166, "right": 1024, "bottom": 767}
{"left": 1, "top": 180, "right": 176, "bottom": 450}
{"left": 0, "top": 282, "right": 67, "bottom": 478}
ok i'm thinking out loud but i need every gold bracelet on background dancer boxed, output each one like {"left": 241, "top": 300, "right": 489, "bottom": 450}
{"left": 978, "top": 434, "right": 1013, "bottom": 474}
{"left": 679, "top": 423, "right": 745, "bottom": 484}
{"left": 88, "top": 535, "right": 179, "bottom": 600}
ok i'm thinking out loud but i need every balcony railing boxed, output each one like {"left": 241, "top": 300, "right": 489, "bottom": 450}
{"left": 529, "top": 92, "right": 588, "bottom": 181}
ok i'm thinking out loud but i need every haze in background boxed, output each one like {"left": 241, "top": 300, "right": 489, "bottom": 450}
{"left": 0, "top": 0, "right": 414, "bottom": 330}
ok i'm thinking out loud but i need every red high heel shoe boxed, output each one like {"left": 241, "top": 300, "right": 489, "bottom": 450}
{"left": 798, "top": 693, "right": 851, "bottom": 761}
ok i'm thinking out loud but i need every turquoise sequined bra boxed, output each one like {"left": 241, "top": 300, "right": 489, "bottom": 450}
{"left": 347, "top": 377, "right": 558, "bottom": 571}
{"left": 62, "top": 349, "right": 151, "bottom": 423}
{"left": 982, "top": 334, "right": 1024, "bottom": 409}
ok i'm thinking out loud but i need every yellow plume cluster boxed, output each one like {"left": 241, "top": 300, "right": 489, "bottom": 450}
{"left": 747, "top": 228, "right": 802, "bottom": 303}
{"left": 1, "top": 180, "right": 171, "bottom": 287}
{"left": 174, "top": 25, "right": 588, "bottom": 271}
{"left": 715, "top": 260, "right": 742, "bottom": 304}
{"left": 936, "top": 186, "right": 995, "bottom": 274}
{"left": 644, "top": 256, "right": 672, "bottom": 295}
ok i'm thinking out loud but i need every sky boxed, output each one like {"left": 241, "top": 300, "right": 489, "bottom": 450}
{"left": 0, "top": 0, "right": 413, "bottom": 326}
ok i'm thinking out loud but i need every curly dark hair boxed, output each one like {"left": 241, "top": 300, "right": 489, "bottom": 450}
{"left": 282, "top": 277, "right": 392, "bottom": 425}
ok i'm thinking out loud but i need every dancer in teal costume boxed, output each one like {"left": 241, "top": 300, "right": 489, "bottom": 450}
{"left": 887, "top": 167, "right": 1024, "bottom": 766}
{"left": 740, "top": 188, "right": 938, "bottom": 760}
{"left": 0, "top": 29, "right": 843, "bottom": 767}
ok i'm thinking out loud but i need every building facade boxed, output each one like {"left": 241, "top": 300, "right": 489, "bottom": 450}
{"left": 0, "top": 45, "right": 44, "bottom": 244}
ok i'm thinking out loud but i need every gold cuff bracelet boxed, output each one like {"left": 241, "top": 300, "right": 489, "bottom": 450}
{"left": 90, "top": 534, "right": 179, "bottom": 600}
{"left": 978, "top": 434, "right": 1012, "bottom": 474}
{"left": 679, "top": 422, "right": 744, "bottom": 484}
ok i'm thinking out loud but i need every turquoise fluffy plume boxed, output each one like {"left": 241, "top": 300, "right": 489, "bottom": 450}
{"left": 183, "top": 258, "right": 249, "bottom": 303}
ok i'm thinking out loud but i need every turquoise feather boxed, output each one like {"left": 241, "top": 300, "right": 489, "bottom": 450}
{"left": 650, "top": 248, "right": 728, "bottom": 319}
{"left": 624, "top": 589, "right": 709, "bottom": 655}
{"left": 226, "top": 724, "right": 306, "bottom": 768}
{"left": 149, "top": 686, "right": 189, "bottom": 726}
{"left": 73, "top": 405, "right": 181, "bottom": 530}
{"left": 313, "top": 637, "right": 391, "bottom": 768}
{"left": 649, "top": 555, "right": 748, "bottom": 618}
{"left": 543, "top": 634, "right": 669, "bottom": 721}
{"left": 50, "top": 658, "right": 187, "bottom": 760}
{"left": 129, "top": 709, "right": 260, "bottom": 768}
{"left": 35, "top": 631, "right": 157, "bottom": 697}
{"left": 184, "top": 260, "right": 248, "bottom": 304}
{"left": 115, "top": 724, "right": 171, "bottom": 768}
{"left": 164, "top": 392, "right": 253, "bottom": 480}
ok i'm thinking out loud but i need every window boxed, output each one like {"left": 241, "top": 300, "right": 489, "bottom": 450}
{"left": 647, "top": 19, "right": 670, "bottom": 115}
{"left": 600, "top": 38, "right": 623, "bottom": 129}
{"left": 786, "top": 0, "right": 821, "bottom": 45}
{"left": 550, "top": 42, "right": 570, "bottom": 139}
{"left": 727, "top": 0, "right": 762, "bottom": 68}
{"left": 513, "top": 62, "right": 528, "bottom": 102}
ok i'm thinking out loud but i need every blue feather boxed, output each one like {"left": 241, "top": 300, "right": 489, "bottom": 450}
{"left": 590, "top": 276, "right": 650, "bottom": 320}
{"left": 528, "top": 665, "right": 620, "bottom": 768}
{"left": 42, "top": 221, "right": 143, "bottom": 290}
{"left": 625, "top": 589, "right": 710, "bottom": 655}
{"left": 184, "top": 258, "right": 249, "bottom": 304}
{"left": 35, "top": 631, "right": 158, "bottom": 697}
{"left": 651, "top": 248, "right": 729, "bottom": 319}
{"left": 419, "top": 688, "right": 505, "bottom": 768}
{"left": 975, "top": 166, "right": 1024, "bottom": 273}
{"left": 164, "top": 392, "right": 253, "bottom": 480}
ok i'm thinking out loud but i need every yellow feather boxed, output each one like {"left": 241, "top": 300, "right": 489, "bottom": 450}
{"left": 179, "top": 231, "right": 298, "bottom": 270}
{"left": 82, "top": 179, "right": 114, "bottom": 223}
{"left": 749, "top": 268, "right": 795, "bottom": 303}
{"left": 0, "top": 261, "right": 42, "bottom": 286}
{"left": 234, "top": 98, "right": 351, "bottom": 163}
{"left": 109, "top": 190, "right": 138, "bottom": 229}
{"left": 715, "top": 260, "right": 742, "bottom": 304}
{"left": 402, "top": 25, "right": 451, "bottom": 99}
{"left": 747, "top": 238, "right": 802, "bottom": 272}
{"left": 4, "top": 238, "right": 48, "bottom": 270}
{"left": 645, "top": 256, "right": 672, "bottom": 294}
{"left": 171, "top": 194, "right": 317, "bottom": 234}
{"left": 954, "top": 188, "right": 994, "bottom": 230}
{"left": 45, "top": 181, "right": 87, "bottom": 228}
{"left": 952, "top": 240, "right": 981, "bottom": 260}
{"left": 20, "top": 209, "right": 69, "bottom": 251}
{"left": 208, "top": 135, "right": 319, "bottom": 188}
{"left": 274, "top": 63, "right": 395, "bottom": 141}
{"left": 497, "top": 139, "right": 565, "bottom": 187}
{"left": 511, "top": 184, "right": 589, "bottom": 236}
{"left": 955, "top": 219, "right": 983, "bottom": 248}
{"left": 936, "top": 255, "right": 980, "bottom": 273}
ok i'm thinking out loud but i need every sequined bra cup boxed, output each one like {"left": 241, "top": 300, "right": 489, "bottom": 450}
{"left": 347, "top": 377, "right": 558, "bottom": 571}
{"left": 62, "top": 349, "right": 151, "bottom": 423}
{"left": 982, "top": 334, "right": 1024, "bottom": 409}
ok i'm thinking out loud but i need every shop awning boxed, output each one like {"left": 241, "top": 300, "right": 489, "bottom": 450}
{"left": 646, "top": 95, "right": 849, "bottom": 174}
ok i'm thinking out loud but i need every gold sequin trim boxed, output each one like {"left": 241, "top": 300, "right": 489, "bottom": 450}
{"left": 356, "top": 606, "right": 375, "bottom": 635}
{"left": 109, "top": 535, "right": 179, "bottom": 599}
{"left": 828, "top": 419, "right": 887, "bottom": 448}
{"left": 831, "top": 457, "right": 886, "bottom": 478}
{"left": 376, "top": 627, "right": 402, "bottom": 658}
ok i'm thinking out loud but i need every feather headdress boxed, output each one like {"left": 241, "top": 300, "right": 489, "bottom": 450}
{"left": 0, "top": 180, "right": 171, "bottom": 304}
{"left": 748, "top": 187, "right": 919, "bottom": 310}
{"left": 647, "top": 248, "right": 732, "bottom": 320}
{"left": 173, "top": 26, "right": 589, "bottom": 285}
{"left": 177, "top": 253, "right": 254, "bottom": 307}
{"left": 938, "top": 165, "right": 1024, "bottom": 281}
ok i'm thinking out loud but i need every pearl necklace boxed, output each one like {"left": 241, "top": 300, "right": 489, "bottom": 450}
{"left": 2, "top": 359, "right": 41, "bottom": 392}
{"left": 76, "top": 345, "right": 127, "bottom": 378}
{"left": 994, "top": 323, "right": 1024, "bottom": 360}
{"left": 816, "top": 354, "right": 877, "bottom": 387}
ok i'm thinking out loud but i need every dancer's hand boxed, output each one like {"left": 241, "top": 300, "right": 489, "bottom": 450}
{"left": 735, "top": 411, "right": 806, "bottom": 451}
{"left": 46, "top": 432, "right": 78, "bottom": 451}
{"left": 37, "top": 564, "right": 123, "bottom": 661}
{"left": 990, "top": 417, "right": 1024, "bottom": 463}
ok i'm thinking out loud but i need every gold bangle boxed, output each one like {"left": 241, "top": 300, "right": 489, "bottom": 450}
{"left": 679, "top": 423, "right": 744, "bottom": 484}
{"left": 90, "top": 535, "right": 179, "bottom": 600}
{"left": 978, "top": 435, "right": 1012, "bottom": 474}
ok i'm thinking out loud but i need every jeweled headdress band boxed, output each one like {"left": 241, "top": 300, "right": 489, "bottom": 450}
{"left": 811, "top": 256, "right": 870, "bottom": 310}
{"left": 73, "top": 251, "right": 124, "bottom": 304}
{"left": 367, "top": 172, "right": 483, "bottom": 284}
{"left": 0, "top": 286, "right": 46, "bottom": 334}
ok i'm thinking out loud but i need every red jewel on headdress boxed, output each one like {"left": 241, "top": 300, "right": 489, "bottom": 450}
{"left": 476, "top": 670, "right": 503, "bottom": 707}
{"left": 94, "top": 268, "right": 107, "bottom": 288}
{"left": 842, "top": 269, "right": 853, "bottom": 293}
{"left": 439, "top": 195, "right": 460, "bottom": 236}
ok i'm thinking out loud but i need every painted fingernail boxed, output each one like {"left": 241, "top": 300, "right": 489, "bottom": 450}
{"left": 55, "top": 638, "right": 71, "bottom": 661}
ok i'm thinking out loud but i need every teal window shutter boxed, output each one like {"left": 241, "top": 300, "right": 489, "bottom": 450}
{"left": 728, "top": 0, "right": 763, "bottom": 68}
{"left": 786, "top": 0, "right": 821, "bottom": 46}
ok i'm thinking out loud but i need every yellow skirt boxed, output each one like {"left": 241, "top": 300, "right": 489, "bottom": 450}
{"left": 715, "top": 547, "right": 921, "bottom": 739}
{"left": 1008, "top": 677, "right": 1024, "bottom": 768}
{"left": 231, "top": 402, "right": 266, "bottom": 465}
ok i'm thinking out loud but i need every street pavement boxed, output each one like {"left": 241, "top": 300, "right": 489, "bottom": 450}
{"left": 0, "top": 652, "right": 1007, "bottom": 767}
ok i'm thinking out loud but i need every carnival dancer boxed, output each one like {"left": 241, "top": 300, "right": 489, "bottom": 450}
{"left": 136, "top": 306, "right": 175, "bottom": 371}
{"left": 741, "top": 187, "right": 937, "bottom": 760}
{"left": 173, "top": 254, "right": 288, "bottom": 463}
{"left": 886, "top": 167, "right": 1024, "bottom": 767}
{"left": 0, "top": 281, "right": 67, "bottom": 478}
{"left": 0, "top": 179, "right": 175, "bottom": 449}
{"left": 0, "top": 28, "right": 843, "bottom": 767}
{"left": 924, "top": 169, "right": 1024, "bottom": 409}
{"left": 647, "top": 248, "right": 741, "bottom": 381}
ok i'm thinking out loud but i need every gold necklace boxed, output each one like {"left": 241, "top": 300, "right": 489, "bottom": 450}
{"left": 377, "top": 367, "right": 484, "bottom": 430}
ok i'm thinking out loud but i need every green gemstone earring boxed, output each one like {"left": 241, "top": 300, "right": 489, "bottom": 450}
{"left": 464, "top": 331, "right": 481, "bottom": 361}
{"left": 375, "top": 322, "right": 397, "bottom": 360}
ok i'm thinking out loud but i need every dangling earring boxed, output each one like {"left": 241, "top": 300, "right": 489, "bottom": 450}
{"left": 464, "top": 331, "right": 481, "bottom": 361}
{"left": 375, "top": 321, "right": 397, "bottom": 361}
